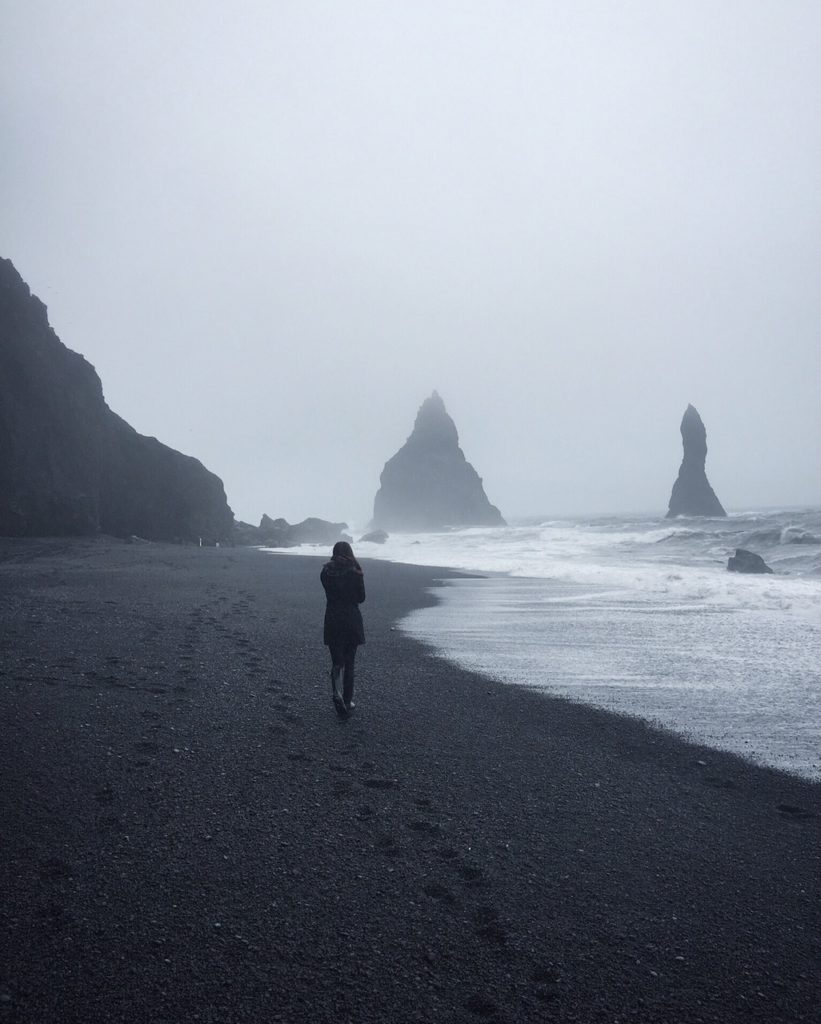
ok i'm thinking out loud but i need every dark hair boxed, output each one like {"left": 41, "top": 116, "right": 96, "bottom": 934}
{"left": 332, "top": 540, "right": 354, "bottom": 559}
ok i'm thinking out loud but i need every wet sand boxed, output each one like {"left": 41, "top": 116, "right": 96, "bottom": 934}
{"left": 0, "top": 538, "right": 818, "bottom": 1023}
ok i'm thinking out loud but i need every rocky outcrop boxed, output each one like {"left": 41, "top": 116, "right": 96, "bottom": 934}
{"left": 666, "top": 404, "right": 726, "bottom": 518}
{"left": 727, "top": 549, "right": 773, "bottom": 574}
{"left": 257, "top": 515, "right": 293, "bottom": 546}
{"left": 288, "top": 518, "right": 351, "bottom": 545}
{"left": 235, "top": 515, "right": 350, "bottom": 547}
{"left": 359, "top": 529, "right": 389, "bottom": 544}
{"left": 372, "top": 391, "right": 505, "bottom": 531}
{"left": 233, "top": 520, "right": 264, "bottom": 545}
{"left": 0, "top": 257, "right": 233, "bottom": 542}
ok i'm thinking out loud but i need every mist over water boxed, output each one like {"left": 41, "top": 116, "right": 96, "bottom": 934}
{"left": 3, "top": 3, "right": 820, "bottom": 522}
{"left": 283, "top": 508, "right": 821, "bottom": 779}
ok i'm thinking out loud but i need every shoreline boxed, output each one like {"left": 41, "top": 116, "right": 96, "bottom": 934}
{"left": 1, "top": 537, "right": 819, "bottom": 1023}
{"left": 270, "top": 541, "right": 821, "bottom": 782}
{"left": 396, "top": 573, "right": 821, "bottom": 783}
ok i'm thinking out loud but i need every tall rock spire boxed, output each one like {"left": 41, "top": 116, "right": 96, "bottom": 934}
{"left": 371, "top": 392, "right": 505, "bottom": 530}
{"left": 666, "top": 404, "right": 727, "bottom": 518}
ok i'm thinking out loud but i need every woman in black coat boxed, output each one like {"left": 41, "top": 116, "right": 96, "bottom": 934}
{"left": 320, "top": 541, "right": 365, "bottom": 714}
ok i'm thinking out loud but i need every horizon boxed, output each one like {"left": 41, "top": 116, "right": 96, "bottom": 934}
{"left": 263, "top": 503, "right": 821, "bottom": 537}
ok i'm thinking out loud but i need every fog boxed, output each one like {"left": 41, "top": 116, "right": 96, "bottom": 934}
{"left": 3, "top": 1, "right": 819, "bottom": 526}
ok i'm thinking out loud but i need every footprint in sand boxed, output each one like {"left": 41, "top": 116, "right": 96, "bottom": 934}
{"left": 473, "top": 904, "right": 507, "bottom": 945}
{"left": 423, "top": 882, "right": 457, "bottom": 906}
{"left": 38, "top": 857, "right": 72, "bottom": 882}
{"left": 463, "top": 993, "right": 498, "bottom": 1017}
{"left": 407, "top": 818, "right": 440, "bottom": 837}
{"left": 778, "top": 803, "right": 816, "bottom": 820}
{"left": 363, "top": 778, "right": 398, "bottom": 790}
{"left": 376, "top": 834, "right": 402, "bottom": 858}
{"left": 37, "top": 899, "right": 72, "bottom": 930}
{"left": 457, "top": 863, "right": 486, "bottom": 888}
{"left": 704, "top": 775, "right": 736, "bottom": 790}
{"left": 530, "top": 964, "right": 561, "bottom": 1002}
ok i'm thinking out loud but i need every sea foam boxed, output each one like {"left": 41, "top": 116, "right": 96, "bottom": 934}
{"left": 270, "top": 508, "right": 821, "bottom": 778}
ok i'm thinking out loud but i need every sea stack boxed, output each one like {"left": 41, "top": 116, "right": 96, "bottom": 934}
{"left": 371, "top": 391, "right": 505, "bottom": 531}
{"left": 666, "top": 404, "right": 726, "bottom": 518}
{"left": 0, "top": 257, "right": 234, "bottom": 541}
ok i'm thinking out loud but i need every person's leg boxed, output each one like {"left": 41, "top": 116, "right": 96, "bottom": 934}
{"left": 328, "top": 643, "right": 343, "bottom": 697}
{"left": 342, "top": 643, "right": 357, "bottom": 707}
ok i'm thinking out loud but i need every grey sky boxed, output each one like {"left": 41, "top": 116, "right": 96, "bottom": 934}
{"left": 3, "top": 1, "right": 819, "bottom": 525}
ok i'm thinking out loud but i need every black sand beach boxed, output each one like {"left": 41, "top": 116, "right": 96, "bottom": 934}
{"left": 1, "top": 539, "right": 818, "bottom": 1023}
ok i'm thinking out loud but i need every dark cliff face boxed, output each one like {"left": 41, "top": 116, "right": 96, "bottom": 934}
{"left": 666, "top": 404, "right": 727, "bottom": 518}
{"left": 98, "top": 413, "right": 233, "bottom": 542}
{"left": 0, "top": 257, "right": 233, "bottom": 541}
{"left": 372, "top": 391, "right": 505, "bottom": 531}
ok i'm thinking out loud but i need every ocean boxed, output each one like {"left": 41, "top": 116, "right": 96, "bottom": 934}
{"left": 279, "top": 509, "right": 821, "bottom": 781}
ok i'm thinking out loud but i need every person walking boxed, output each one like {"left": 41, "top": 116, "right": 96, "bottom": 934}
{"left": 320, "top": 541, "right": 365, "bottom": 715}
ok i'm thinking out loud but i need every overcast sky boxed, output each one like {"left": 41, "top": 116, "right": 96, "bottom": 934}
{"left": 3, "top": 1, "right": 819, "bottom": 526}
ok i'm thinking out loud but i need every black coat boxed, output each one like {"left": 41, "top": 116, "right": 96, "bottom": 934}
{"left": 321, "top": 559, "right": 366, "bottom": 646}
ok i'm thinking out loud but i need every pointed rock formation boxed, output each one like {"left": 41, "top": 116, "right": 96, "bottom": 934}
{"left": 371, "top": 391, "right": 505, "bottom": 531}
{"left": 666, "top": 404, "right": 726, "bottom": 518}
{"left": 0, "top": 257, "right": 233, "bottom": 541}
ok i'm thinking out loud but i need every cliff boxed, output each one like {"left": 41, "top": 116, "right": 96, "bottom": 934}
{"left": 666, "top": 404, "right": 727, "bottom": 518}
{"left": 0, "top": 257, "right": 233, "bottom": 541}
{"left": 372, "top": 391, "right": 505, "bottom": 531}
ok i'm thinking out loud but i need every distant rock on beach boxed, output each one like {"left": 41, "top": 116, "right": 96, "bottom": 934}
{"left": 235, "top": 514, "right": 350, "bottom": 547}
{"left": 666, "top": 404, "right": 727, "bottom": 518}
{"left": 359, "top": 529, "right": 389, "bottom": 544}
{"left": 0, "top": 257, "right": 233, "bottom": 542}
{"left": 371, "top": 391, "right": 505, "bottom": 531}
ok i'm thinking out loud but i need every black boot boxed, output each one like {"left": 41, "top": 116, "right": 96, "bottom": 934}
{"left": 343, "top": 668, "right": 355, "bottom": 711}
{"left": 330, "top": 666, "right": 346, "bottom": 715}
